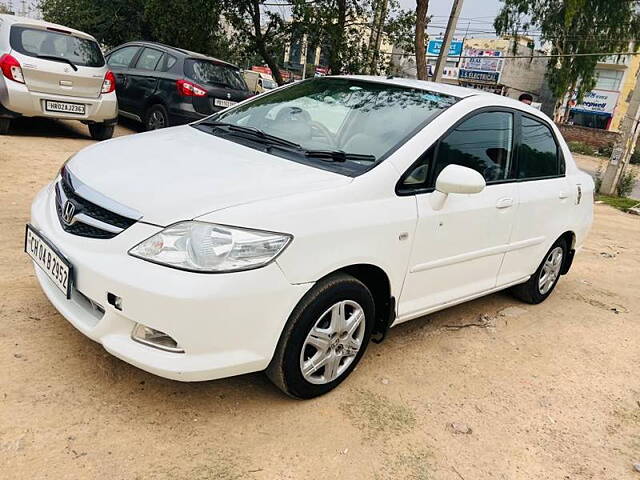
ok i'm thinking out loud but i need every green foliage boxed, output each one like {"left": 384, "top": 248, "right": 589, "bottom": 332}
{"left": 596, "top": 194, "right": 639, "bottom": 210}
{"left": 0, "top": 4, "right": 10, "bottom": 14}
{"left": 617, "top": 169, "right": 638, "bottom": 198}
{"left": 597, "top": 143, "right": 613, "bottom": 158}
{"left": 567, "top": 141, "right": 596, "bottom": 156}
{"left": 630, "top": 150, "right": 640, "bottom": 165}
{"left": 494, "top": 0, "right": 640, "bottom": 107}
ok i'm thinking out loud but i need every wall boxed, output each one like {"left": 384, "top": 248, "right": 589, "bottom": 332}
{"left": 557, "top": 124, "right": 620, "bottom": 148}
{"left": 609, "top": 54, "right": 640, "bottom": 132}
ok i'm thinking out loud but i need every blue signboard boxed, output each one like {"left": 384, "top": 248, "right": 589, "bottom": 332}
{"left": 427, "top": 39, "right": 463, "bottom": 57}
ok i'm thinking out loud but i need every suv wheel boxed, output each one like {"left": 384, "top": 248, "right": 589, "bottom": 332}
{"left": 88, "top": 122, "right": 114, "bottom": 141}
{"left": 266, "top": 273, "right": 375, "bottom": 399}
{"left": 511, "top": 238, "right": 567, "bottom": 304}
{"left": 145, "top": 104, "right": 169, "bottom": 131}
{"left": 0, "top": 118, "right": 10, "bottom": 135}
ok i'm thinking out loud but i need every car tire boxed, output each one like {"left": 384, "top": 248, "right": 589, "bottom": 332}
{"left": 0, "top": 118, "right": 10, "bottom": 135}
{"left": 144, "top": 104, "right": 169, "bottom": 131}
{"left": 266, "top": 273, "right": 375, "bottom": 399}
{"left": 511, "top": 238, "right": 568, "bottom": 304}
{"left": 88, "top": 122, "right": 114, "bottom": 141}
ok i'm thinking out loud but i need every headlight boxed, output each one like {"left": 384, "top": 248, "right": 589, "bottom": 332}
{"left": 128, "top": 221, "right": 292, "bottom": 273}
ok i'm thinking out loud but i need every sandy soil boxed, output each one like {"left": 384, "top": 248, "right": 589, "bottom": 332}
{"left": 1, "top": 118, "right": 639, "bottom": 479}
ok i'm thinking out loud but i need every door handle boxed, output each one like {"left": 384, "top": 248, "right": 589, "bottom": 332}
{"left": 559, "top": 191, "right": 569, "bottom": 200}
{"left": 496, "top": 197, "right": 514, "bottom": 209}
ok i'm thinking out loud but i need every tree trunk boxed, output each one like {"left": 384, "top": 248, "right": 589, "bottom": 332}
{"left": 249, "top": 0, "right": 284, "bottom": 85}
{"left": 369, "top": 0, "right": 389, "bottom": 74}
{"left": 415, "top": 0, "right": 429, "bottom": 80}
{"left": 328, "top": 0, "right": 347, "bottom": 74}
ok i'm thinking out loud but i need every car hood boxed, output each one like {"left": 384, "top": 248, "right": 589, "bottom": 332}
{"left": 67, "top": 126, "right": 352, "bottom": 226}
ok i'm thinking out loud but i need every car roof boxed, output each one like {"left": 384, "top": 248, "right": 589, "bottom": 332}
{"left": 0, "top": 14, "right": 96, "bottom": 41}
{"left": 112, "top": 41, "right": 240, "bottom": 69}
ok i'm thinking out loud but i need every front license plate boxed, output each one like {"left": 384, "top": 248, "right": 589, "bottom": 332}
{"left": 25, "top": 224, "right": 73, "bottom": 299}
{"left": 214, "top": 98, "right": 237, "bottom": 108}
{"left": 45, "top": 100, "right": 86, "bottom": 115}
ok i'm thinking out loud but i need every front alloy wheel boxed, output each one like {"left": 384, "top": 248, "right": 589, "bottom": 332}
{"left": 300, "top": 300, "right": 366, "bottom": 385}
{"left": 267, "top": 273, "right": 375, "bottom": 398}
{"left": 538, "top": 246, "right": 563, "bottom": 295}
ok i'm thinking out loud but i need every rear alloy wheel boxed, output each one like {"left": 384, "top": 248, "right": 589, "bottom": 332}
{"left": 145, "top": 104, "right": 169, "bottom": 131}
{"left": 0, "top": 118, "right": 10, "bottom": 135}
{"left": 511, "top": 238, "right": 567, "bottom": 304}
{"left": 267, "top": 273, "right": 375, "bottom": 399}
{"left": 88, "top": 122, "right": 114, "bottom": 141}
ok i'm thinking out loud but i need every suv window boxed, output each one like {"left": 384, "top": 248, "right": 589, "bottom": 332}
{"left": 107, "top": 46, "right": 139, "bottom": 68}
{"left": 433, "top": 111, "right": 514, "bottom": 183}
{"left": 10, "top": 26, "right": 104, "bottom": 67}
{"left": 135, "top": 47, "right": 163, "bottom": 71}
{"left": 518, "top": 116, "right": 561, "bottom": 179}
{"left": 185, "top": 59, "right": 248, "bottom": 91}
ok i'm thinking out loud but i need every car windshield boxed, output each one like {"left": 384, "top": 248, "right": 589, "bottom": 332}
{"left": 194, "top": 77, "right": 458, "bottom": 175}
{"left": 185, "top": 59, "right": 248, "bottom": 91}
{"left": 262, "top": 78, "right": 277, "bottom": 90}
{"left": 9, "top": 26, "right": 104, "bottom": 68}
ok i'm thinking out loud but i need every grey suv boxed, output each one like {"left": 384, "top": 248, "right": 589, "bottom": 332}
{"left": 0, "top": 15, "right": 117, "bottom": 140}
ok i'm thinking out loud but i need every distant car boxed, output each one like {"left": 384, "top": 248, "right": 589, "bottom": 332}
{"left": 105, "top": 41, "right": 253, "bottom": 130}
{"left": 0, "top": 14, "right": 117, "bottom": 140}
{"left": 27, "top": 76, "right": 594, "bottom": 398}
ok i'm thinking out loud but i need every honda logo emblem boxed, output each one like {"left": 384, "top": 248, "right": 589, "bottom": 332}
{"left": 62, "top": 200, "right": 76, "bottom": 225}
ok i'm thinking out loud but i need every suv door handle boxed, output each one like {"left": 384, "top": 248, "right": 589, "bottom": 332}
{"left": 496, "top": 197, "right": 514, "bottom": 209}
{"left": 559, "top": 191, "right": 569, "bottom": 200}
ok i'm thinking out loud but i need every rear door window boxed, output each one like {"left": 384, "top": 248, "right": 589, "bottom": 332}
{"left": 185, "top": 59, "right": 248, "bottom": 91}
{"left": 10, "top": 25, "right": 104, "bottom": 67}
{"left": 135, "top": 47, "right": 164, "bottom": 71}
{"left": 518, "top": 116, "right": 561, "bottom": 179}
{"left": 107, "top": 46, "right": 140, "bottom": 68}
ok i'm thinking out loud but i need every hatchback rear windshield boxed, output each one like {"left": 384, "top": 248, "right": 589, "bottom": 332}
{"left": 185, "top": 59, "right": 248, "bottom": 91}
{"left": 10, "top": 25, "right": 104, "bottom": 68}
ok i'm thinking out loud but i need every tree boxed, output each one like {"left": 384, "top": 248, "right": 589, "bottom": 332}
{"left": 414, "top": 0, "right": 429, "bottom": 80}
{"left": 495, "top": 0, "right": 640, "bottom": 122}
{"left": 222, "top": 0, "right": 290, "bottom": 85}
{"left": 0, "top": 4, "right": 10, "bottom": 14}
{"left": 41, "top": 0, "right": 149, "bottom": 48}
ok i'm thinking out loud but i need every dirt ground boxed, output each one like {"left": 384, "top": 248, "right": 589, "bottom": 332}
{"left": 1, "top": 118, "right": 639, "bottom": 480}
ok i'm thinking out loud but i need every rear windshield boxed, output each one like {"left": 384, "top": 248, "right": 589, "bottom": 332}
{"left": 10, "top": 25, "right": 104, "bottom": 68}
{"left": 185, "top": 59, "right": 248, "bottom": 91}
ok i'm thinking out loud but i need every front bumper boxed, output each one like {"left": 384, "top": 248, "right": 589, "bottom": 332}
{"left": 29, "top": 183, "right": 312, "bottom": 381}
{"left": 0, "top": 78, "right": 117, "bottom": 123}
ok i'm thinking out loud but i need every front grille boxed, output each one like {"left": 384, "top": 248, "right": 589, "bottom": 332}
{"left": 55, "top": 168, "right": 139, "bottom": 239}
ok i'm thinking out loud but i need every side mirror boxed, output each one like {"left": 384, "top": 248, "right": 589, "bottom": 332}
{"left": 430, "top": 165, "right": 486, "bottom": 210}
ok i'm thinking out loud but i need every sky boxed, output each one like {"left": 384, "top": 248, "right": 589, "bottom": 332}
{"left": 398, "top": 0, "right": 502, "bottom": 38}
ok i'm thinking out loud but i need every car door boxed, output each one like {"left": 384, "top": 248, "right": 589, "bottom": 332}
{"left": 125, "top": 47, "right": 164, "bottom": 116}
{"left": 106, "top": 45, "right": 141, "bottom": 114}
{"left": 397, "top": 109, "right": 519, "bottom": 321}
{"left": 497, "top": 114, "right": 571, "bottom": 285}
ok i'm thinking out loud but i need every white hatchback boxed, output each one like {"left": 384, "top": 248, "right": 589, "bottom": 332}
{"left": 27, "top": 76, "right": 593, "bottom": 398}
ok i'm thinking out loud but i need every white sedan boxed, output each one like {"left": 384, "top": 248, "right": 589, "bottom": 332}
{"left": 27, "top": 76, "right": 594, "bottom": 398}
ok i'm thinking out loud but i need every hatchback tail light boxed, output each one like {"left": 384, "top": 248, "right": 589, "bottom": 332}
{"left": 0, "top": 54, "right": 25, "bottom": 84}
{"left": 101, "top": 70, "right": 116, "bottom": 94}
{"left": 176, "top": 79, "right": 207, "bottom": 97}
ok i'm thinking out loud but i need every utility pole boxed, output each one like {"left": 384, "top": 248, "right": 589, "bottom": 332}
{"left": 433, "top": 0, "right": 464, "bottom": 82}
{"left": 600, "top": 75, "right": 640, "bottom": 195}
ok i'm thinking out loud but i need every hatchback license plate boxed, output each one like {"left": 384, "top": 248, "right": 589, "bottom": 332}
{"left": 45, "top": 100, "right": 86, "bottom": 115}
{"left": 25, "top": 224, "right": 72, "bottom": 299}
{"left": 214, "top": 98, "right": 237, "bottom": 108}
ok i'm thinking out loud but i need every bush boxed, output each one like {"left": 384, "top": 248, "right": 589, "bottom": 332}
{"left": 594, "top": 166, "right": 603, "bottom": 193}
{"left": 617, "top": 169, "right": 638, "bottom": 198}
{"left": 630, "top": 150, "right": 640, "bottom": 165}
{"left": 597, "top": 143, "right": 613, "bottom": 158}
{"left": 567, "top": 141, "right": 596, "bottom": 156}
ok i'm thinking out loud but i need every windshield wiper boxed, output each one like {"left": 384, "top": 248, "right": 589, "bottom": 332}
{"left": 198, "top": 120, "right": 302, "bottom": 149}
{"left": 304, "top": 150, "right": 376, "bottom": 163}
{"left": 37, "top": 55, "right": 78, "bottom": 71}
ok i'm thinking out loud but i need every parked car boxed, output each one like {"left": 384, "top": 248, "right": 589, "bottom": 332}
{"left": 0, "top": 14, "right": 117, "bottom": 139}
{"left": 105, "top": 41, "right": 253, "bottom": 130}
{"left": 243, "top": 69, "right": 277, "bottom": 95}
{"left": 26, "top": 76, "right": 594, "bottom": 398}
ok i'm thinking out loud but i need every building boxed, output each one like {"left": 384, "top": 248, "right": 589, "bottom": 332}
{"left": 566, "top": 54, "right": 639, "bottom": 132}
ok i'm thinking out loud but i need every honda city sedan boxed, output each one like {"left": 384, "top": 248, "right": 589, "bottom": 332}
{"left": 26, "top": 76, "right": 594, "bottom": 398}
